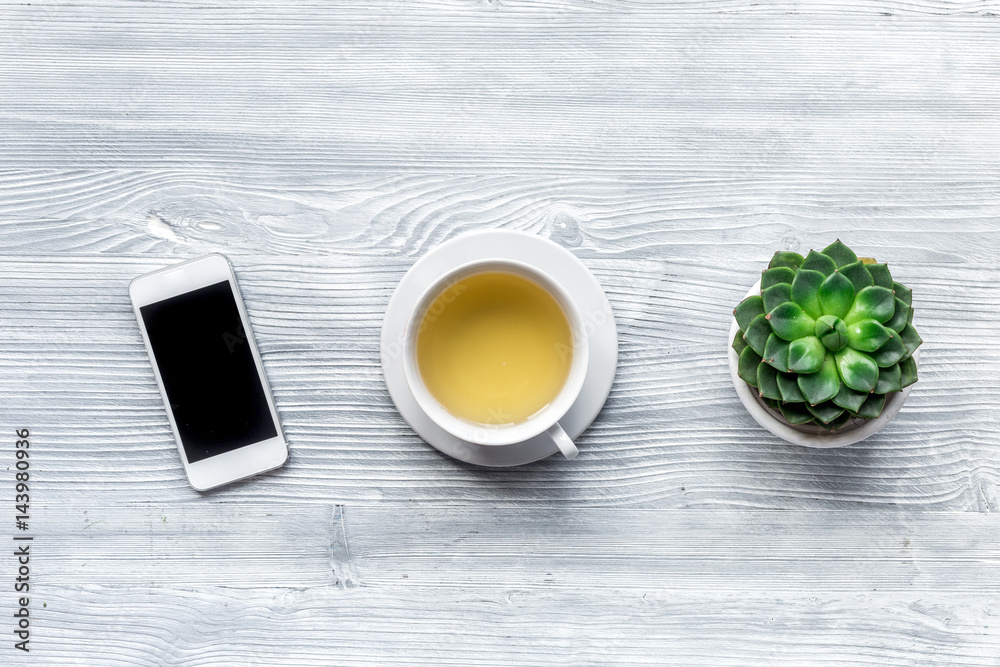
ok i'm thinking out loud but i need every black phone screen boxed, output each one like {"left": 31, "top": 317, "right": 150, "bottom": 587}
{"left": 139, "top": 280, "right": 278, "bottom": 463}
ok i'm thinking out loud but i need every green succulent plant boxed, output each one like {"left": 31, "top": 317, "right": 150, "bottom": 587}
{"left": 732, "top": 240, "right": 922, "bottom": 430}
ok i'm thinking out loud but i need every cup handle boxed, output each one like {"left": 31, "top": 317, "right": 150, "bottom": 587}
{"left": 546, "top": 422, "right": 579, "bottom": 460}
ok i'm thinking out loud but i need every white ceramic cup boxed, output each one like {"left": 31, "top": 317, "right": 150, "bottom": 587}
{"left": 402, "top": 259, "right": 590, "bottom": 459}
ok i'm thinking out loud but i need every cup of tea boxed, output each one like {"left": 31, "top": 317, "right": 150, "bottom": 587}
{"left": 402, "top": 259, "right": 590, "bottom": 459}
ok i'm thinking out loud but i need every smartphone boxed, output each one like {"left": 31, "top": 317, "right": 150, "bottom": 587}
{"left": 129, "top": 254, "right": 288, "bottom": 491}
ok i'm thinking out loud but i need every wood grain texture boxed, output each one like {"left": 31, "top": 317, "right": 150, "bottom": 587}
{"left": 1, "top": 170, "right": 999, "bottom": 263}
{"left": 1, "top": 0, "right": 999, "bottom": 663}
{"left": 22, "top": 505, "right": 1000, "bottom": 666}
{"left": 34, "top": 504, "right": 337, "bottom": 589}
{"left": 2, "top": 4, "right": 1000, "bottom": 175}
{"left": 29, "top": 586, "right": 996, "bottom": 666}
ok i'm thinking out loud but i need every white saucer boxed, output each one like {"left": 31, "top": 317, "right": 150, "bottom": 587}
{"left": 381, "top": 230, "right": 618, "bottom": 466}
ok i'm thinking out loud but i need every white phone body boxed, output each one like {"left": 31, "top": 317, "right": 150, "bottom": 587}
{"left": 129, "top": 254, "right": 288, "bottom": 491}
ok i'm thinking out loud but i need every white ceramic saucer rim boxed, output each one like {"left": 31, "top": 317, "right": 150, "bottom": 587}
{"left": 380, "top": 230, "right": 618, "bottom": 466}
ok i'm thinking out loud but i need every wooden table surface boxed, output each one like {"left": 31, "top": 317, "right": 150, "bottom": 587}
{"left": 2, "top": 1, "right": 999, "bottom": 665}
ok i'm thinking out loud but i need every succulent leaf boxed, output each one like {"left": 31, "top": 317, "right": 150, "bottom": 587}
{"left": 777, "top": 372, "right": 805, "bottom": 402}
{"left": 738, "top": 347, "right": 763, "bottom": 387}
{"left": 757, "top": 363, "right": 782, "bottom": 400}
{"left": 743, "top": 313, "right": 771, "bottom": 356}
{"left": 762, "top": 283, "right": 792, "bottom": 314}
{"left": 790, "top": 269, "right": 826, "bottom": 320}
{"left": 732, "top": 329, "right": 748, "bottom": 354}
{"left": 815, "top": 315, "right": 848, "bottom": 352}
{"left": 821, "top": 411, "right": 852, "bottom": 431}
{"left": 763, "top": 334, "right": 791, "bottom": 372}
{"left": 834, "top": 347, "right": 879, "bottom": 393}
{"left": 806, "top": 401, "right": 845, "bottom": 425}
{"left": 832, "top": 383, "right": 868, "bottom": 412}
{"left": 840, "top": 261, "right": 875, "bottom": 293}
{"left": 779, "top": 401, "right": 815, "bottom": 424}
{"left": 884, "top": 298, "right": 910, "bottom": 333}
{"left": 763, "top": 397, "right": 781, "bottom": 411}
{"left": 769, "top": 251, "right": 805, "bottom": 270}
{"left": 874, "top": 363, "right": 902, "bottom": 394}
{"left": 762, "top": 267, "right": 797, "bottom": 290}
{"left": 821, "top": 240, "right": 858, "bottom": 268}
{"left": 797, "top": 353, "right": 840, "bottom": 405}
{"left": 800, "top": 250, "right": 838, "bottom": 276}
{"left": 854, "top": 393, "right": 886, "bottom": 419}
{"left": 734, "top": 295, "right": 765, "bottom": 332}
{"left": 870, "top": 334, "right": 907, "bottom": 368}
{"left": 907, "top": 306, "right": 914, "bottom": 324}
{"left": 787, "top": 336, "right": 826, "bottom": 374}
{"left": 899, "top": 323, "right": 923, "bottom": 355}
{"left": 768, "top": 302, "right": 816, "bottom": 341}
{"left": 899, "top": 356, "right": 918, "bottom": 388}
{"left": 844, "top": 286, "right": 895, "bottom": 325}
{"left": 867, "top": 263, "right": 893, "bottom": 289}
{"left": 846, "top": 319, "right": 891, "bottom": 353}
{"left": 818, "top": 271, "right": 855, "bottom": 319}
{"left": 893, "top": 281, "right": 912, "bottom": 306}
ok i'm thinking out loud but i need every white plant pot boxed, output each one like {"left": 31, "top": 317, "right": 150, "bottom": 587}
{"left": 727, "top": 280, "right": 919, "bottom": 448}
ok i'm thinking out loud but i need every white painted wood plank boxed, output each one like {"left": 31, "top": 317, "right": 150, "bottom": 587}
{"left": 36, "top": 505, "right": 999, "bottom": 593}
{"left": 2, "top": 6, "right": 999, "bottom": 175}
{"left": 22, "top": 506, "right": 1000, "bottom": 666}
{"left": 33, "top": 504, "right": 336, "bottom": 589}
{"left": 0, "top": 170, "right": 998, "bottom": 263}
{"left": 340, "top": 507, "right": 1000, "bottom": 594}
{"left": 7, "top": 0, "right": 1000, "bottom": 15}
{"left": 28, "top": 585, "right": 996, "bottom": 666}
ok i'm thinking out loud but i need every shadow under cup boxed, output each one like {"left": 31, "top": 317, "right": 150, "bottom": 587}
{"left": 402, "top": 260, "right": 590, "bottom": 452}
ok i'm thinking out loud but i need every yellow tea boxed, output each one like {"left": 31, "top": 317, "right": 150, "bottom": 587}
{"left": 416, "top": 271, "right": 573, "bottom": 425}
